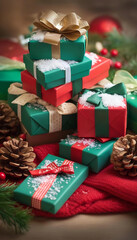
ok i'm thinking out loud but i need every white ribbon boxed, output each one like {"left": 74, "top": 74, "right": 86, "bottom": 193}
{"left": 33, "top": 59, "right": 76, "bottom": 84}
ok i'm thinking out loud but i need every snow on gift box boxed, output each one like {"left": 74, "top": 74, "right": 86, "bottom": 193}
{"left": 14, "top": 154, "right": 89, "bottom": 214}
{"left": 77, "top": 83, "right": 127, "bottom": 138}
{"left": 22, "top": 52, "right": 110, "bottom": 107}
{"left": 59, "top": 135, "right": 116, "bottom": 173}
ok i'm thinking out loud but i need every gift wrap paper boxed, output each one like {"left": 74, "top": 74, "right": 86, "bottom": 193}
{"left": 23, "top": 54, "right": 91, "bottom": 90}
{"left": 14, "top": 154, "right": 89, "bottom": 214}
{"left": 22, "top": 53, "right": 110, "bottom": 107}
{"left": 29, "top": 35, "right": 86, "bottom": 62}
{"left": 8, "top": 93, "right": 77, "bottom": 136}
{"left": 78, "top": 85, "right": 127, "bottom": 138}
{"left": 59, "top": 136, "right": 116, "bottom": 173}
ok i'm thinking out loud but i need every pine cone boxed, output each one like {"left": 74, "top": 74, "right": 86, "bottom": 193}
{"left": 111, "top": 134, "right": 137, "bottom": 177}
{"left": 0, "top": 103, "right": 20, "bottom": 142}
{"left": 0, "top": 138, "right": 36, "bottom": 178}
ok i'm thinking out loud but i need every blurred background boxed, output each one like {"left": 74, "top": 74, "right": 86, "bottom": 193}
{"left": 0, "top": 0, "right": 137, "bottom": 37}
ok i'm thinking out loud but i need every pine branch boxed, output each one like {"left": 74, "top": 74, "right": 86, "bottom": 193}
{"left": 0, "top": 182, "right": 32, "bottom": 233}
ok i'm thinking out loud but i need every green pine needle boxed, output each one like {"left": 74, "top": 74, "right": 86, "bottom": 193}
{"left": 0, "top": 181, "right": 32, "bottom": 233}
{"left": 88, "top": 29, "right": 137, "bottom": 81}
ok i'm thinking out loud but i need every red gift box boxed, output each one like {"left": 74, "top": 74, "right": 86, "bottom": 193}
{"left": 22, "top": 52, "right": 110, "bottom": 107}
{"left": 77, "top": 94, "right": 127, "bottom": 138}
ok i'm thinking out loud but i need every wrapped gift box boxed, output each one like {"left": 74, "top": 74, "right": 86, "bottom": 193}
{"left": 59, "top": 135, "right": 116, "bottom": 173}
{"left": 8, "top": 91, "right": 77, "bottom": 136}
{"left": 28, "top": 34, "right": 86, "bottom": 62}
{"left": 21, "top": 124, "right": 75, "bottom": 146}
{"left": 127, "top": 91, "right": 137, "bottom": 133}
{"left": 23, "top": 54, "right": 91, "bottom": 90}
{"left": 22, "top": 52, "right": 110, "bottom": 107}
{"left": 77, "top": 83, "right": 127, "bottom": 138}
{"left": 14, "top": 154, "right": 88, "bottom": 214}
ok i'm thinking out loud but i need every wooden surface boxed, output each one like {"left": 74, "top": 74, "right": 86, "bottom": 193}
{"left": 1, "top": 213, "right": 137, "bottom": 240}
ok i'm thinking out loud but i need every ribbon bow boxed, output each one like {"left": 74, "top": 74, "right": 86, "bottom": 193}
{"left": 30, "top": 160, "right": 74, "bottom": 177}
{"left": 8, "top": 82, "right": 77, "bottom": 115}
{"left": 0, "top": 56, "right": 25, "bottom": 70}
{"left": 113, "top": 70, "right": 137, "bottom": 92}
{"left": 33, "top": 10, "right": 89, "bottom": 45}
{"left": 86, "top": 82, "right": 127, "bottom": 106}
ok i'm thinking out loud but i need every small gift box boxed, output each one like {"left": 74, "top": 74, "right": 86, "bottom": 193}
{"left": 23, "top": 54, "right": 92, "bottom": 90}
{"left": 59, "top": 135, "right": 116, "bottom": 173}
{"left": 29, "top": 34, "right": 86, "bottom": 62}
{"left": 28, "top": 11, "right": 89, "bottom": 62}
{"left": 77, "top": 83, "right": 127, "bottom": 138}
{"left": 112, "top": 71, "right": 137, "bottom": 134}
{"left": 22, "top": 52, "right": 110, "bottom": 107}
{"left": 127, "top": 91, "right": 137, "bottom": 133}
{"left": 14, "top": 154, "right": 89, "bottom": 214}
{"left": 8, "top": 83, "right": 77, "bottom": 136}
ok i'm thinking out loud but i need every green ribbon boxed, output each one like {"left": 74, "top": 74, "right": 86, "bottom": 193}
{"left": 86, "top": 82, "right": 127, "bottom": 106}
{"left": 0, "top": 56, "right": 25, "bottom": 70}
{"left": 85, "top": 82, "right": 127, "bottom": 137}
{"left": 72, "top": 78, "right": 83, "bottom": 97}
{"left": 113, "top": 70, "right": 137, "bottom": 92}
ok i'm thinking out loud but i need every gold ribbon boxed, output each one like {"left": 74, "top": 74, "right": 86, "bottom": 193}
{"left": 8, "top": 83, "right": 77, "bottom": 133}
{"left": 33, "top": 11, "right": 89, "bottom": 58}
{"left": 113, "top": 70, "right": 137, "bottom": 92}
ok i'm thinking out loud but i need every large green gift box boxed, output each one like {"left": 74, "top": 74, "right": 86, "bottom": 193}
{"left": 28, "top": 34, "right": 86, "bottom": 62}
{"left": 59, "top": 135, "right": 116, "bottom": 173}
{"left": 8, "top": 91, "right": 77, "bottom": 136}
{"left": 23, "top": 54, "right": 92, "bottom": 90}
{"left": 0, "top": 70, "right": 21, "bottom": 100}
{"left": 14, "top": 154, "right": 88, "bottom": 214}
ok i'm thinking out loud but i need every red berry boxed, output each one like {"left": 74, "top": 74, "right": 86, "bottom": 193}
{"left": 19, "top": 133, "right": 26, "bottom": 141}
{"left": 114, "top": 61, "right": 122, "bottom": 69}
{"left": 110, "top": 49, "right": 118, "bottom": 57}
{"left": 110, "top": 59, "right": 114, "bottom": 67}
{"left": 100, "top": 48, "right": 108, "bottom": 56}
{"left": 0, "top": 172, "right": 6, "bottom": 181}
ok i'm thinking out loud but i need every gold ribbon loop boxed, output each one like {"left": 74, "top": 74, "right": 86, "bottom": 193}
{"left": 8, "top": 83, "right": 77, "bottom": 133}
{"left": 33, "top": 10, "right": 89, "bottom": 45}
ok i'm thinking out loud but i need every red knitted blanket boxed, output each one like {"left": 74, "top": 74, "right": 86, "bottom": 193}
{"left": 31, "top": 143, "right": 137, "bottom": 217}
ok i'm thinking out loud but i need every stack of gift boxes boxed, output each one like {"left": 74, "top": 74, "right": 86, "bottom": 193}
{"left": 6, "top": 11, "right": 131, "bottom": 214}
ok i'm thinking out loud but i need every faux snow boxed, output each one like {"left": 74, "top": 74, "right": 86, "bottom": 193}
{"left": 27, "top": 103, "right": 47, "bottom": 111}
{"left": 30, "top": 31, "right": 68, "bottom": 42}
{"left": 27, "top": 159, "right": 75, "bottom": 201}
{"left": 79, "top": 91, "right": 126, "bottom": 108}
{"left": 85, "top": 52, "right": 100, "bottom": 66}
{"left": 62, "top": 135, "right": 101, "bottom": 149}
{"left": 35, "top": 58, "right": 77, "bottom": 73}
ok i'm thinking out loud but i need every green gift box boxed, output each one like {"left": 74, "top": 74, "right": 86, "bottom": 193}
{"left": 14, "top": 154, "right": 88, "bottom": 214}
{"left": 8, "top": 91, "right": 77, "bottom": 136}
{"left": 127, "top": 77, "right": 137, "bottom": 133}
{"left": 0, "top": 70, "right": 21, "bottom": 100}
{"left": 28, "top": 34, "right": 86, "bottom": 62}
{"left": 23, "top": 54, "right": 92, "bottom": 90}
{"left": 59, "top": 135, "right": 116, "bottom": 173}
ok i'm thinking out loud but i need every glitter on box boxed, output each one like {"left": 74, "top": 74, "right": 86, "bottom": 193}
{"left": 62, "top": 135, "right": 101, "bottom": 149}
{"left": 85, "top": 52, "right": 100, "bottom": 66}
{"left": 27, "top": 103, "right": 47, "bottom": 111}
{"left": 35, "top": 58, "right": 77, "bottom": 73}
{"left": 27, "top": 159, "right": 75, "bottom": 201}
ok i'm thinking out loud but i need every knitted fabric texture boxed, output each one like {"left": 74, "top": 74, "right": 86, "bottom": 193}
{"left": 30, "top": 143, "right": 137, "bottom": 218}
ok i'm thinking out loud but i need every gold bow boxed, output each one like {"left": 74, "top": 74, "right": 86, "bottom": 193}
{"left": 8, "top": 83, "right": 77, "bottom": 133}
{"left": 8, "top": 82, "right": 77, "bottom": 115}
{"left": 33, "top": 10, "right": 89, "bottom": 45}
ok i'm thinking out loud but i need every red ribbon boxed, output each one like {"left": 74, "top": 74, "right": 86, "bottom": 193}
{"left": 31, "top": 160, "right": 74, "bottom": 210}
